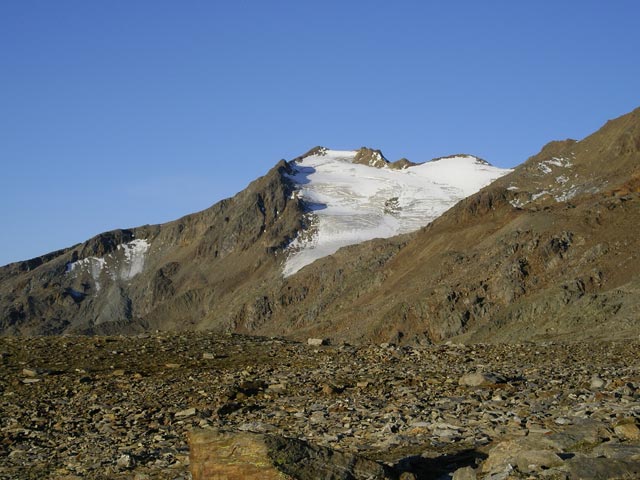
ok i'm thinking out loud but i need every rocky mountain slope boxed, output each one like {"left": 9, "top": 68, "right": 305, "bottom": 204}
{"left": 261, "top": 107, "right": 640, "bottom": 344}
{"left": 0, "top": 159, "right": 304, "bottom": 335}
{"left": 0, "top": 147, "right": 508, "bottom": 337}
{"left": 2, "top": 107, "right": 639, "bottom": 344}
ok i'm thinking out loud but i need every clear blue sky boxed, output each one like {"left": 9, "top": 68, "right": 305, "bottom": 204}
{"left": 1, "top": 1, "right": 639, "bottom": 266}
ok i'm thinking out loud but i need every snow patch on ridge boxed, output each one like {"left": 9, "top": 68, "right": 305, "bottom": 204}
{"left": 283, "top": 149, "right": 511, "bottom": 276}
{"left": 67, "top": 257, "right": 108, "bottom": 291}
{"left": 537, "top": 156, "right": 574, "bottom": 175}
{"left": 118, "top": 239, "right": 149, "bottom": 280}
{"left": 510, "top": 154, "right": 579, "bottom": 208}
{"left": 66, "top": 239, "right": 150, "bottom": 291}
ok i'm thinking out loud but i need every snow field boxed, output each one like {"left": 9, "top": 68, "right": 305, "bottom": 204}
{"left": 283, "top": 149, "right": 511, "bottom": 276}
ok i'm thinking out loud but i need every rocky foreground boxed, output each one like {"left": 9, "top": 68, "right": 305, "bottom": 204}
{"left": 1, "top": 333, "right": 639, "bottom": 479}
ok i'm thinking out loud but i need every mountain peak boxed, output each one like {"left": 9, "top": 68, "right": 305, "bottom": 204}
{"left": 294, "top": 146, "right": 328, "bottom": 162}
{"left": 353, "top": 147, "right": 388, "bottom": 168}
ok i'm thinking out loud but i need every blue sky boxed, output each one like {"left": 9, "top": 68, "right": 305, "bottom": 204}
{"left": 1, "top": 1, "right": 639, "bottom": 266}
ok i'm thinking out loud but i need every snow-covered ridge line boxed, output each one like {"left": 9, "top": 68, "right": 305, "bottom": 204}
{"left": 66, "top": 239, "right": 150, "bottom": 291}
{"left": 283, "top": 148, "right": 512, "bottom": 277}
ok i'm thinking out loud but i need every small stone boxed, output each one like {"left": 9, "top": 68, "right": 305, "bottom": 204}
{"left": 614, "top": 419, "right": 640, "bottom": 440}
{"left": 237, "top": 422, "right": 276, "bottom": 433}
{"left": 237, "top": 380, "right": 266, "bottom": 398}
{"left": 452, "top": 466, "right": 477, "bottom": 480}
{"left": 175, "top": 407, "right": 197, "bottom": 419}
{"left": 458, "top": 372, "right": 506, "bottom": 387}
{"left": 116, "top": 454, "right": 134, "bottom": 469}
{"left": 202, "top": 352, "right": 215, "bottom": 360}
{"left": 22, "top": 368, "right": 38, "bottom": 377}
{"left": 399, "top": 472, "right": 418, "bottom": 480}
{"left": 307, "top": 338, "right": 327, "bottom": 346}
{"left": 22, "top": 378, "right": 41, "bottom": 384}
{"left": 433, "top": 428, "right": 459, "bottom": 439}
{"left": 590, "top": 375, "right": 605, "bottom": 389}
{"left": 310, "top": 410, "right": 327, "bottom": 423}
{"left": 515, "top": 450, "right": 564, "bottom": 473}
{"left": 321, "top": 383, "right": 340, "bottom": 395}
{"left": 165, "top": 363, "right": 181, "bottom": 368}
{"left": 267, "top": 383, "right": 287, "bottom": 393}
{"left": 554, "top": 417, "right": 572, "bottom": 425}
{"left": 8, "top": 449, "right": 26, "bottom": 458}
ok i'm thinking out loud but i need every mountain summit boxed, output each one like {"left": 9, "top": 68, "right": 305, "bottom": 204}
{"left": 1, "top": 107, "right": 639, "bottom": 344}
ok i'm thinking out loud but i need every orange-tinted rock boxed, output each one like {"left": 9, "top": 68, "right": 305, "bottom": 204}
{"left": 190, "top": 430, "right": 292, "bottom": 480}
{"left": 189, "top": 429, "right": 393, "bottom": 480}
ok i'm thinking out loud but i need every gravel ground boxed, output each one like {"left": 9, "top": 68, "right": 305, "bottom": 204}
{"left": 1, "top": 333, "right": 639, "bottom": 479}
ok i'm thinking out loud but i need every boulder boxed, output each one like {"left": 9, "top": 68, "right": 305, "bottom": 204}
{"left": 189, "top": 429, "right": 393, "bottom": 480}
{"left": 614, "top": 419, "right": 640, "bottom": 441}
{"left": 562, "top": 456, "right": 640, "bottom": 479}
{"left": 458, "top": 371, "right": 506, "bottom": 387}
{"left": 452, "top": 466, "right": 477, "bottom": 479}
{"left": 482, "top": 436, "right": 562, "bottom": 474}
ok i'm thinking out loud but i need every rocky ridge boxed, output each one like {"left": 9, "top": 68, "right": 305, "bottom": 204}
{"left": 351, "top": 146, "right": 417, "bottom": 169}
{"left": 0, "top": 160, "right": 304, "bottom": 335}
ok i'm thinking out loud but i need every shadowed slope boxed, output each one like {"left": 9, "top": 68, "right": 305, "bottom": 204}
{"left": 0, "top": 161, "right": 304, "bottom": 335}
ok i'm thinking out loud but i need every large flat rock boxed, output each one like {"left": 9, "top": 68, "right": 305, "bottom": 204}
{"left": 189, "top": 429, "right": 393, "bottom": 480}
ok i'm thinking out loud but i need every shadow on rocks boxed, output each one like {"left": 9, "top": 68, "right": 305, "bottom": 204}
{"left": 393, "top": 448, "right": 487, "bottom": 479}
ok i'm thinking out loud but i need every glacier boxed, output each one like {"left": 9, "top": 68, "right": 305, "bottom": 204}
{"left": 283, "top": 148, "right": 511, "bottom": 276}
